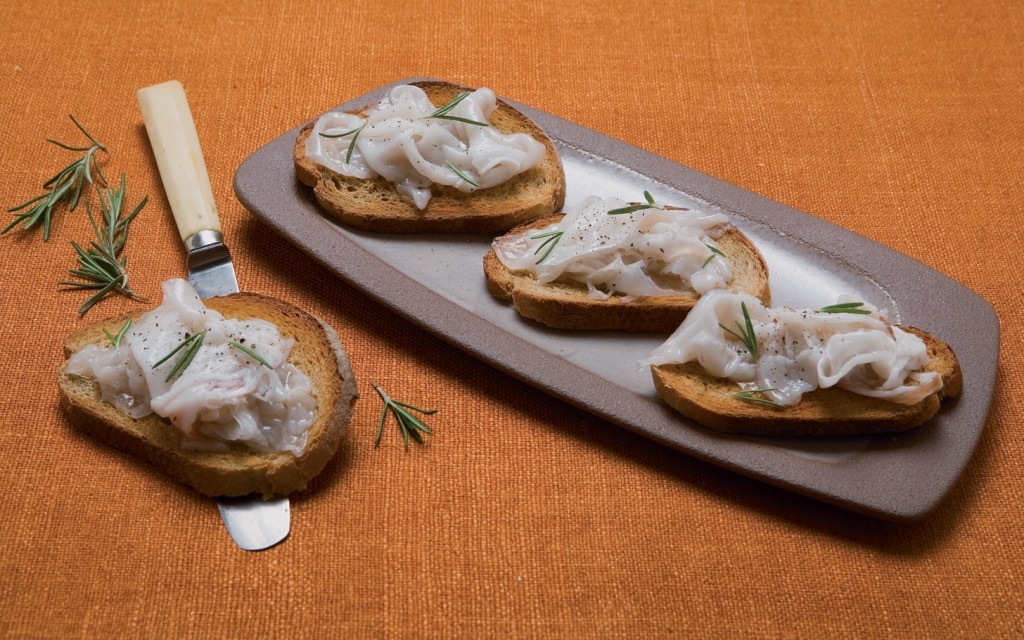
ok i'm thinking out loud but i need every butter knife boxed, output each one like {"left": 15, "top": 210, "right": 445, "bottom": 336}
{"left": 137, "top": 80, "right": 290, "bottom": 551}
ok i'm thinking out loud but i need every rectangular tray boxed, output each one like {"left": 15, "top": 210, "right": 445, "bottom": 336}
{"left": 234, "top": 78, "right": 999, "bottom": 520}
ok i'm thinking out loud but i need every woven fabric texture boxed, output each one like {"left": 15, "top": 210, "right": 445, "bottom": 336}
{"left": 1, "top": 0, "right": 1021, "bottom": 637}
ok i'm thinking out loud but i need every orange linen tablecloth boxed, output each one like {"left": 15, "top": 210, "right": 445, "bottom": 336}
{"left": 1, "top": 0, "right": 1020, "bottom": 637}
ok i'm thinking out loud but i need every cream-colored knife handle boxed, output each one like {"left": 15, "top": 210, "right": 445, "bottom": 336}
{"left": 137, "top": 80, "right": 220, "bottom": 241}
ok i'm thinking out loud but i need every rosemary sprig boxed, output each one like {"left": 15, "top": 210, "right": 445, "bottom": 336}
{"left": 817, "top": 301, "right": 872, "bottom": 315}
{"left": 607, "top": 191, "right": 662, "bottom": 215}
{"left": 373, "top": 383, "right": 437, "bottom": 448}
{"left": 318, "top": 123, "right": 365, "bottom": 164}
{"left": 152, "top": 331, "right": 205, "bottom": 382}
{"left": 229, "top": 340, "right": 272, "bottom": 368}
{"left": 719, "top": 301, "right": 760, "bottom": 362}
{"left": 4, "top": 115, "right": 108, "bottom": 241}
{"left": 702, "top": 244, "right": 726, "bottom": 268}
{"left": 59, "top": 173, "right": 147, "bottom": 315}
{"left": 530, "top": 230, "right": 564, "bottom": 264}
{"left": 447, "top": 162, "right": 480, "bottom": 187}
{"left": 103, "top": 318, "right": 133, "bottom": 348}
{"left": 733, "top": 387, "right": 785, "bottom": 407}
{"left": 422, "top": 92, "right": 489, "bottom": 127}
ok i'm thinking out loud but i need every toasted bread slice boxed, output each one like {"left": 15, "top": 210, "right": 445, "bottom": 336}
{"left": 58, "top": 293, "right": 359, "bottom": 498}
{"left": 650, "top": 327, "right": 962, "bottom": 436}
{"left": 294, "top": 80, "right": 566, "bottom": 233}
{"left": 483, "top": 213, "right": 771, "bottom": 332}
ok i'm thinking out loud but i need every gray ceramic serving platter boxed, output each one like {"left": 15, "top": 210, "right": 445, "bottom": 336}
{"left": 234, "top": 78, "right": 999, "bottom": 520}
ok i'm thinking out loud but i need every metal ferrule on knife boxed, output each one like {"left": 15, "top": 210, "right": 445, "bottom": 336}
{"left": 185, "top": 229, "right": 230, "bottom": 266}
{"left": 182, "top": 229, "right": 239, "bottom": 298}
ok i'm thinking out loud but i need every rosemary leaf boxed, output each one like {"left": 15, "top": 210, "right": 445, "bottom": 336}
{"left": 152, "top": 332, "right": 205, "bottom": 382}
{"left": 318, "top": 123, "right": 365, "bottom": 164}
{"left": 818, "top": 301, "right": 872, "bottom": 315}
{"left": 719, "top": 301, "right": 759, "bottom": 362}
{"left": 423, "top": 92, "right": 489, "bottom": 127}
{"left": 702, "top": 244, "right": 726, "bottom": 268}
{"left": 530, "top": 230, "right": 564, "bottom": 264}
{"left": 102, "top": 318, "right": 133, "bottom": 348}
{"left": 733, "top": 387, "right": 785, "bottom": 407}
{"left": 429, "top": 114, "right": 490, "bottom": 126}
{"left": 4, "top": 115, "right": 107, "bottom": 241}
{"left": 607, "top": 191, "right": 661, "bottom": 215}
{"left": 447, "top": 162, "right": 480, "bottom": 187}
{"left": 373, "top": 383, "right": 437, "bottom": 449}
{"left": 230, "top": 340, "right": 272, "bottom": 368}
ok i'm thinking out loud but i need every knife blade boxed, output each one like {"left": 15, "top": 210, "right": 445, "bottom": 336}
{"left": 137, "top": 79, "right": 290, "bottom": 551}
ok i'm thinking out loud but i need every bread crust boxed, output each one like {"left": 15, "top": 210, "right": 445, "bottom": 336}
{"left": 483, "top": 213, "right": 771, "bottom": 332}
{"left": 650, "top": 327, "right": 962, "bottom": 436}
{"left": 58, "top": 293, "right": 359, "bottom": 498}
{"left": 294, "top": 80, "right": 566, "bottom": 233}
